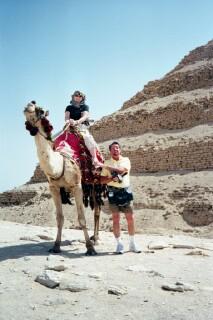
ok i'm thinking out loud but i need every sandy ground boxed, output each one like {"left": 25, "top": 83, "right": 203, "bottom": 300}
{"left": 0, "top": 220, "right": 213, "bottom": 320}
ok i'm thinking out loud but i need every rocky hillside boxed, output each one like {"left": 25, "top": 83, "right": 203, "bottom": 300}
{"left": 1, "top": 40, "right": 213, "bottom": 235}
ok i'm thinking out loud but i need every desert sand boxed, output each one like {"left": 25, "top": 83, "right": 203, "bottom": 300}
{"left": 1, "top": 220, "right": 213, "bottom": 320}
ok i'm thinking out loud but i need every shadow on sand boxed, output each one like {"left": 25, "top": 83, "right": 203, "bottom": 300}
{"left": 0, "top": 240, "right": 112, "bottom": 262}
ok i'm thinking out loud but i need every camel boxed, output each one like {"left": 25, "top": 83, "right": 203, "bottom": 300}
{"left": 24, "top": 101, "right": 101, "bottom": 255}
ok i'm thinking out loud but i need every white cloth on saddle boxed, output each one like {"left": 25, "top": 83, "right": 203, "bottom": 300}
{"left": 78, "top": 124, "right": 99, "bottom": 153}
{"left": 55, "top": 140, "right": 74, "bottom": 158}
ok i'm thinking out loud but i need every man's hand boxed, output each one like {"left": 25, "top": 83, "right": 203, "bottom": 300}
{"left": 111, "top": 176, "right": 120, "bottom": 182}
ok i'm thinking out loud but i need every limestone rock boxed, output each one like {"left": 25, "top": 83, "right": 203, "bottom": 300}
{"left": 45, "top": 264, "right": 68, "bottom": 272}
{"left": 35, "top": 270, "right": 62, "bottom": 288}
{"left": 148, "top": 241, "right": 169, "bottom": 250}
{"left": 59, "top": 279, "right": 89, "bottom": 292}
{"left": 162, "top": 281, "right": 195, "bottom": 292}
{"left": 108, "top": 285, "right": 128, "bottom": 296}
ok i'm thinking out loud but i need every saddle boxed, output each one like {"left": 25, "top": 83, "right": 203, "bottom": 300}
{"left": 53, "top": 129, "right": 106, "bottom": 208}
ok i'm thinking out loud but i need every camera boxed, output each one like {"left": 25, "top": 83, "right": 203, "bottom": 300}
{"left": 111, "top": 171, "right": 123, "bottom": 183}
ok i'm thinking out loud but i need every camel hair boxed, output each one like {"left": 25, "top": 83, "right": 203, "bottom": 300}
{"left": 24, "top": 101, "right": 100, "bottom": 255}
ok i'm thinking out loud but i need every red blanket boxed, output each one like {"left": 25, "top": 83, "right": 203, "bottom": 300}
{"left": 54, "top": 131, "right": 103, "bottom": 183}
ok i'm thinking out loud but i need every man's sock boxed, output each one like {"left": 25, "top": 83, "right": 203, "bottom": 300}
{"left": 129, "top": 235, "right": 135, "bottom": 245}
{"left": 115, "top": 237, "right": 122, "bottom": 244}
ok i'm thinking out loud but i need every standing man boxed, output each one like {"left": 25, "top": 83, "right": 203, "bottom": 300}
{"left": 101, "top": 142, "right": 141, "bottom": 254}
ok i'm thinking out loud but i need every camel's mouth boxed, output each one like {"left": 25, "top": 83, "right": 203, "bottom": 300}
{"left": 24, "top": 102, "right": 45, "bottom": 124}
{"left": 24, "top": 104, "right": 36, "bottom": 114}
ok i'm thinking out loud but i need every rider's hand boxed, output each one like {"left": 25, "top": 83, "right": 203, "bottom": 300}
{"left": 69, "top": 119, "right": 76, "bottom": 126}
{"left": 64, "top": 120, "right": 70, "bottom": 131}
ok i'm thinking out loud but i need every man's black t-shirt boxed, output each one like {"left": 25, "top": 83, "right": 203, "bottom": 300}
{"left": 65, "top": 104, "right": 89, "bottom": 120}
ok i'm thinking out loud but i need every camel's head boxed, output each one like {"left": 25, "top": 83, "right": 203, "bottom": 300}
{"left": 24, "top": 101, "right": 53, "bottom": 139}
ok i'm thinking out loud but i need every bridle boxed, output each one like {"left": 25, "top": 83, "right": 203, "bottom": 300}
{"left": 25, "top": 107, "right": 53, "bottom": 141}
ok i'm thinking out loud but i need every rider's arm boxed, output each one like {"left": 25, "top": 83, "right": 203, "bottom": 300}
{"left": 77, "top": 111, "right": 89, "bottom": 125}
{"left": 65, "top": 111, "right": 70, "bottom": 122}
{"left": 65, "top": 110, "right": 89, "bottom": 126}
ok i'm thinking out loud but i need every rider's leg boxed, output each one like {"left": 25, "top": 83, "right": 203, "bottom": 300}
{"left": 82, "top": 130, "right": 104, "bottom": 167}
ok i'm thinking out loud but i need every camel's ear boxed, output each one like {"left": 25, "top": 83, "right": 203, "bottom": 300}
{"left": 45, "top": 110, "right": 49, "bottom": 117}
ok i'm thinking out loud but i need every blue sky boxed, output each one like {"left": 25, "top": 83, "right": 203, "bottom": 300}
{"left": 0, "top": 0, "right": 212, "bottom": 192}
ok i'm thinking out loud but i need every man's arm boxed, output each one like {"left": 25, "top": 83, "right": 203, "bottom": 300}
{"left": 100, "top": 165, "right": 119, "bottom": 184}
{"left": 103, "top": 165, "right": 128, "bottom": 175}
{"left": 100, "top": 176, "right": 114, "bottom": 184}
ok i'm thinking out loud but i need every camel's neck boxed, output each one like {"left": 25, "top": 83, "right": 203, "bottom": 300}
{"left": 35, "top": 133, "right": 63, "bottom": 178}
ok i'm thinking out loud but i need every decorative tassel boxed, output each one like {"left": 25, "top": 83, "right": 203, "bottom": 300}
{"left": 25, "top": 121, "right": 39, "bottom": 136}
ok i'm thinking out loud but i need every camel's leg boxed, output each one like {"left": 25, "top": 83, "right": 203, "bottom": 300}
{"left": 73, "top": 184, "right": 97, "bottom": 256}
{"left": 49, "top": 185, "right": 64, "bottom": 253}
{"left": 90, "top": 202, "right": 101, "bottom": 245}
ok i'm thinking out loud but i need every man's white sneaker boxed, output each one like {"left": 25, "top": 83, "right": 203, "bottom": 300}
{"left": 116, "top": 242, "right": 124, "bottom": 254}
{"left": 129, "top": 242, "right": 141, "bottom": 253}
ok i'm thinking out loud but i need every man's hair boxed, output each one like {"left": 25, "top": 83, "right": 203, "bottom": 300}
{"left": 109, "top": 141, "right": 120, "bottom": 150}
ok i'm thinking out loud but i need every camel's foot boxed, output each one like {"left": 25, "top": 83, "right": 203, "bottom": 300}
{"left": 85, "top": 240, "right": 97, "bottom": 256}
{"left": 85, "top": 247, "right": 97, "bottom": 256}
{"left": 49, "top": 242, "right": 61, "bottom": 253}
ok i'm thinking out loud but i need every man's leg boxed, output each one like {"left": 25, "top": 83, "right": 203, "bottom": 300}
{"left": 125, "top": 212, "right": 135, "bottom": 236}
{"left": 125, "top": 210, "right": 141, "bottom": 253}
{"left": 111, "top": 210, "right": 124, "bottom": 254}
{"left": 112, "top": 211, "right": 121, "bottom": 238}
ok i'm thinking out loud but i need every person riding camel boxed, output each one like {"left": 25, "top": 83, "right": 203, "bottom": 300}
{"left": 64, "top": 90, "right": 104, "bottom": 168}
